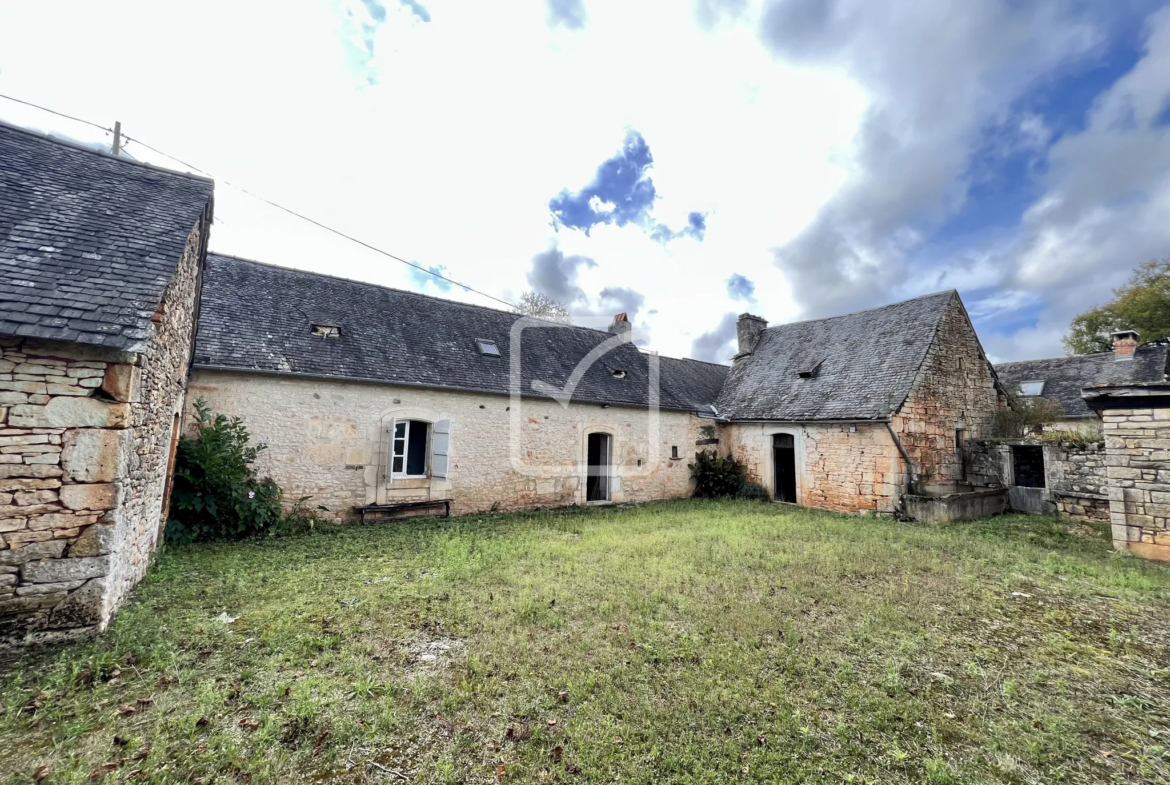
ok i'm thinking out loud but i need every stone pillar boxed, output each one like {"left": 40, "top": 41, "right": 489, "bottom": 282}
{"left": 1084, "top": 383, "right": 1170, "bottom": 561}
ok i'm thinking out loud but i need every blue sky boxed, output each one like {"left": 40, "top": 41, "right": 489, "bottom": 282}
{"left": 1, "top": 0, "right": 1168, "bottom": 363}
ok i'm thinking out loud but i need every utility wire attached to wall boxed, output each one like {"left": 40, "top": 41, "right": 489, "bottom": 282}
{"left": 0, "top": 92, "right": 515, "bottom": 312}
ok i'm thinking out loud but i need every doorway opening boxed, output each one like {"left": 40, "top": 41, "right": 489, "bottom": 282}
{"left": 1012, "top": 445, "right": 1045, "bottom": 488}
{"left": 586, "top": 432, "right": 611, "bottom": 502}
{"left": 773, "top": 433, "right": 797, "bottom": 503}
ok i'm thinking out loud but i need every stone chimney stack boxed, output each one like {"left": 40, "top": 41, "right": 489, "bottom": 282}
{"left": 1112, "top": 329, "right": 1139, "bottom": 361}
{"left": 734, "top": 313, "right": 767, "bottom": 364}
{"left": 608, "top": 312, "right": 632, "bottom": 343}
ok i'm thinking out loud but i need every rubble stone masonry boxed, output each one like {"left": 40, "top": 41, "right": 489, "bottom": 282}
{"left": 1102, "top": 406, "right": 1170, "bottom": 561}
{"left": 0, "top": 223, "right": 204, "bottom": 648}
{"left": 186, "top": 370, "right": 704, "bottom": 518}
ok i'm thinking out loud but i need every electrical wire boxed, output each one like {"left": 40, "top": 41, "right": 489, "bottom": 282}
{"left": 0, "top": 92, "right": 113, "bottom": 134}
{"left": 0, "top": 92, "right": 514, "bottom": 311}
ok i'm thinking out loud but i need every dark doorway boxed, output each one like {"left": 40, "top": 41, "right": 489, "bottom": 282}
{"left": 1012, "top": 445, "right": 1045, "bottom": 488}
{"left": 772, "top": 433, "right": 797, "bottom": 503}
{"left": 586, "top": 432, "right": 611, "bottom": 501}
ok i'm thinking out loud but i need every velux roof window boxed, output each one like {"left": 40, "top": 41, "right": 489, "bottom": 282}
{"left": 476, "top": 339, "right": 500, "bottom": 357}
{"left": 311, "top": 324, "right": 340, "bottom": 339}
{"left": 1019, "top": 380, "right": 1045, "bottom": 397}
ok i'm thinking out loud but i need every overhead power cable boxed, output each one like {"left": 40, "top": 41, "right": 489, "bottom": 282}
{"left": 0, "top": 92, "right": 514, "bottom": 311}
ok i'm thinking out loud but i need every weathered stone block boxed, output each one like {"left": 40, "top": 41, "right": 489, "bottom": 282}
{"left": 9, "top": 397, "right": 130, "bottom": 429}
{"left": 101, "top": 363, "right": 140, "bottom": 403}
{"left": 0, "top": 518, "right": 24, "bottom": 533}
{"left": 45, "top": 383, "right": 90, "bottom": 396}
{"left": 24, "top": 452, "right": 61, "bottom": 465}
{"left": 0, "top": 464, "right": 61, "bottom": 480}
{"left": 0, "top": 593, "right": 66, "bottom": 616}
{"left": 15, "top": 580, "right": 84, "bottom": 596}
{"left": 5, "top": 530, "right": 52, "bottom": 544}
{"left": 49, "top": 578, "right": 105, "bottom": 628}
{"left": 0, "top": 539, "right": 66, "bottom": 565}
{"left": 14, "top": 490, "right": 57, "bottom": 505}
{"left": 59, "top": 483, "right": 118, "bottom": 511}
{"left": 62, "top": 428, "right": 126, "bottom": 483}
{"left": 0, "top": 477, "right": 60, "bottom": 492}
{"left": 28, "top": 513, "right": 93, "bottom": 531}
{"left": 22, "top": 555, "right": 109, "bottom": 583}
{"left": 69, "top": 523, "right": 114, "bottom": 557}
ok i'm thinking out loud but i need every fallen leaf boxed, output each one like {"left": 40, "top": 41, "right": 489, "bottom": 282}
{"left": 214, "top": 612, "right": 239, "bottom": 624}
{"left": 137, "top": 698, "right": 153, "bottom": 707}
{"left": 117, "top": 704, "right": 136, "bottom": 716}
{"left": 496, "top": 764, "right": 506, "bottom": 777}
{"left": 756, "top": 734, "right": 766, "bottom": 746}
{"left": 195, "top": 717, "right": 209, "bottom": 728}
{"left": 558, "top": 690, "right": 569, "bottom": 703}
{"left": 113, "top": 735, "right": 129, "bottom": 747}
{"left": 158, "top": 675, "right": 174, "bottom": 685}
{"left": 33, "top": 766, "right": 50, "bottom": 782}
{"left": 742, "top": 764, "right": 749, "bottom": 774}
{"left": 550, "top": 746, "right": 563, "bottom": 762}
{"left": 1101, "top": 750, "right": 1114, "bottom": 758}
{"left": 126, "top": 768, "right": 144, "bottom": 780}
{"left": 547, "top": 717, "right": 557, "bottom": 726}
{"left": 613, "top": 736, "right": 622, "bottom": 745}
{"left": 133, "top": 745, "right": 151, "bottom": 761}
{"left": 313, "top": 729, "right": 329, "bottom": 754}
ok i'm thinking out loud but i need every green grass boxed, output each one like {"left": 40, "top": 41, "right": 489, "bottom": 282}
{"left": 2, "top": 500, "right": 1169, "bottom": 784}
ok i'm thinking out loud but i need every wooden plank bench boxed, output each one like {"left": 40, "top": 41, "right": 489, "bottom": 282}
{"left": 354, "top": 499, "right": 452, "bottom": 524}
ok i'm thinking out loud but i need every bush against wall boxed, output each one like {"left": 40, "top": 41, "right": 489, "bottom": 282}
{"left": 689, "top": 450, "right": 764, "bottom": 499}
{"left": 165, "top": 399, "right": 284, "bottom": 544}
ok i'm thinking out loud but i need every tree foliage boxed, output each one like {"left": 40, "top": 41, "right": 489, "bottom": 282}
{"left": 1065, "top": 259, "right": 1170, "bottom": 354}
{"left": 515, "top": 291, "right": 571, "bottom": 323}
{"left": 165, "top": 399, "right": 284, "bottom": 544}
{"left": 992, "top": 393, "right": 1065, "bottom": 439}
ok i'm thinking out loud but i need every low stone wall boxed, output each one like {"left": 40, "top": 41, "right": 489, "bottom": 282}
{"left": 963, "top": 438, "right": 1108, "bottom": 522}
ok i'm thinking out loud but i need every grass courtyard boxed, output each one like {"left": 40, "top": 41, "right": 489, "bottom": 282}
{"left": 1, "top": 500, "right": 1169, "bottom": 784}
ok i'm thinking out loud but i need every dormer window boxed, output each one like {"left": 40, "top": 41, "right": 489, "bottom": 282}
{"left": 476, "top": 339, "right": 500, "bottom": 356}
{"left": 1019, "top": 380, "right": 1045, "bottom": 397}
{"left": 797, "top": 359, "right": 825, "bottom": 379}
{"left": 612, "top": 369, "right": 627, "bottom": 379}
{"left": 311, "top": 324, "right": 340, "bottom": 338}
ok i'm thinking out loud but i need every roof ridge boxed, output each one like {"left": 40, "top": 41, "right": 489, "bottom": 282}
{"left": 762, "top": 289, "right": 957, "bottom": 332}
{"left": 206, "top": 252, "right": 623, "bottom": 338}
{"left": 0, "top": 118, "right": 214, "bottom": 184}
{"left": 995, "top": 345, "right": 1166, "bottom": 366}
{"left": 656, "top": 354, "right": 730, "bottom": 368}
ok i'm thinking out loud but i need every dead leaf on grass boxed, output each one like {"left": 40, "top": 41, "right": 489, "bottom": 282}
{"left": 195, "top": 717, "right": 209, "bottom": 728}
{"left": 113, "top": 735, "right": 129, "bottom": 747}
{"left": 550, "top": 746, "right": 563, "bottom": 762}
{"left": 496, "top": 764, "right": 506, "bottom": 778}
{"left": 33, "top": 766, "right": 49, "bottom": 782}
{"left": 117, "top": 704, "right": 136, "bottom": 716}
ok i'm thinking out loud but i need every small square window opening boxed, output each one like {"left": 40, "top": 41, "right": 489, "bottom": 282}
{"left": 1019, "top": 380, "right": 1045, "bottom": 396}
{"left": 311, "top": 324, "right": 340, "bottom": 338}
{"left": 476, "top": 339, "right": 500, "bottom": 356}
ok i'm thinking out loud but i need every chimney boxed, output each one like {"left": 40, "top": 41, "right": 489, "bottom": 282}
{"left": 608, "top": 312, "right": 632, "bottom": 343}
{"left": 734, "top": 313, "right": 767, "bottom": 364}
{"left": 1112, "top": 329, "right": 1139, "bottom": 360}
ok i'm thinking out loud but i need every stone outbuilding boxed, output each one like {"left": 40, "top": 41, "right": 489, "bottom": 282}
{"left": 714, "top": 291, "right": 1005, "bottom": 515}
{"left": 0, "top": 122, "right": 214, "bottom": 647}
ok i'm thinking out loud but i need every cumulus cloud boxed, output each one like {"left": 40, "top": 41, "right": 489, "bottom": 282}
{"left": 397, "top": 0, "right": 431, "bottom": 22}
{"left": 726, "top": 273, "right": 755, "bottom": 301}
{"left": 690, "top": 312, "right": 738, "bottom": 363}
{"left": 599, "top": 286, "right": 646, "bottom": 322}
{"left": 407, "top": 263, "right": 462, "bottom": 293}
{"left": 758, "top": 0, "right": 1106, "bottom": 322}
{"left": 695, "top": 0, "right": 749, "bottom": 30}
{"left": 549, "top": 131, "right": 705, "bottom": 244}
{"left": 547, "top": 0, "right": 586, "bottom": 30}
{"left": 526, "top": 245, "right": 597, "bottom": 309}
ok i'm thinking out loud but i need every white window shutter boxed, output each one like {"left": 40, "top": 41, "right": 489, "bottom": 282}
{"left": 432, "top": 419, "right": 451, "bottom": 480}
{"left": 384, "top": 417, "right": 397, "bottom": 482}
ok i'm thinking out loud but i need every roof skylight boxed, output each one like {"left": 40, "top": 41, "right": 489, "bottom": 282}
{"left": 476, "top": 339, "right": 500, "bottom": 357}
{"left": 1019, "top": 380, "right": 1045, "bottom": 396}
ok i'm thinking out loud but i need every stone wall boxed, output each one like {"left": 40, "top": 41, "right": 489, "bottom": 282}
{"left": 186, "top": 370, "right": 704, "bottom": 518}
{"left": 727, "top": 422, "right": 905, "bottom": 514}
{"left": 893, "top": 297, "right": 1001, "bottom": 488}
{"left": 964, "top": 438, "right": 1110, "bottom": 523}
{"left": 0, "top": 221, "right": 205, "bottom": 648}
{"left": 1100, "top": 406, "right": 1170, "bottom": 561}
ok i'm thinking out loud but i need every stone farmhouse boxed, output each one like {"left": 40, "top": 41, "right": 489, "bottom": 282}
{"left": 0, "top": 122, "right": 213, "bottom": 647}
{"left": 1, "top": 119, "right": 1167, "bottom": 647}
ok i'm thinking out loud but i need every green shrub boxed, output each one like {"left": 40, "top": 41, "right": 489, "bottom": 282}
{"left": 165, "top": 399, "right": 284, "bottom": 544}
{"left": 992, "top": 393, "right": 1064, "bottom": 438}
{"left": 737, "top": 481, "right": 769, "bottom": 501}
{"left": 689, "top": 450, "right": 749, "bottom": 499}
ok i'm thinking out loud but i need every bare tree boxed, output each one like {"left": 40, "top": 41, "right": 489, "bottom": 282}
{"left": 515, "top": 291, "right": 571, "bottom": 323}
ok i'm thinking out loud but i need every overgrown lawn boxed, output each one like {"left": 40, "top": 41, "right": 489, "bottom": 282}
{"left": 2, "top": 501, "right": 1169, "bottom": 784}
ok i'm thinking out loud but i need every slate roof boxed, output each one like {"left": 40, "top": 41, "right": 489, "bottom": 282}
{"left": 995, "top": 347, "right": 1168, "bottom": 418}
{"left": 0, "top": 121, "right": 214, "bottom": 351}
{"left": 194, "top": 254, "right": 728, "bottom": 412}
{"left": 715, "top": 291, "right": 958, "bottom": 421}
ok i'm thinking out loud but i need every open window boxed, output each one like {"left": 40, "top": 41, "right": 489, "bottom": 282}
{"left": 386, "top": 418, "right": 451, "bottom": 481}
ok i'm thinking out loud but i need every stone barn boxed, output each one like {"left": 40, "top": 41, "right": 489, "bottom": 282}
{"left": 0, "top": 122, "right": 214, "bottom": 648}
{"left": 715, "top": 291, "right": 1005, "bottom": 515}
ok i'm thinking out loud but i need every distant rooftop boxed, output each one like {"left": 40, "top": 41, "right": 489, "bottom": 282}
{"left": 996, "top": 347, "right": 1169, "bottom": 418}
